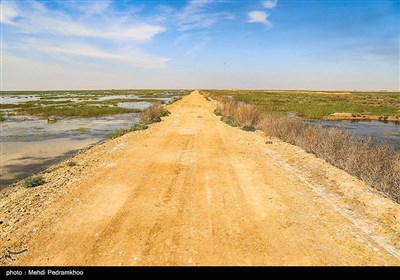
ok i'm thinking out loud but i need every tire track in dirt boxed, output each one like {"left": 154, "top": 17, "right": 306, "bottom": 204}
{"left": 2, "top": 90, "right": 399, "bottom": 266}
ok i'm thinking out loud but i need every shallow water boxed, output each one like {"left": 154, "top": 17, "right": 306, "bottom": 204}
{"left": 0, "top": 95, "right": 41, "bottom": 104}
{"left": 117, "top": 101, "right": 152, "bottom": 110}
{"left": 0, "top": 90, "right": 187, "bottom": 187}
{"left": 1, "top": 138, "right": 102, "bottom": 186}
{"left": 40, "top": 97, "right": 82, "bottom": 102}
{"left": 1, "top": 92, "right": 174, "bottom": 105}
{"left": 0, "top": 114, "right": 140, "bottom": 186}
{"left": 97, "top": 94, "right": 138, "bottom": 101}
{"left": 1, "top": 114, "right": 139, "bottom": 141}
{"left": 310, "top": 120, "right": 400, "bottom": 151}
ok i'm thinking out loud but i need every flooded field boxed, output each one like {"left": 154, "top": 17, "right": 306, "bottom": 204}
{"left": 311, "top": 120, "right": 400, "bottom": 151}
{"left": 2, "top": 89, "right": 398, "bottom": 187}
{"left": 0, "top": 90, "right": 188, "bottom": 187}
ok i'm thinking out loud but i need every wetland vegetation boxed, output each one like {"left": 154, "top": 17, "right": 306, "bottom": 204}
{"left": 0, "top": 89, "right": 188, "bottom": 187}
{"left": 0, "top": 89, "right": 188, "bottom": 119}
{"left": 204, "top": 90, "right": 400, "bottom": 120}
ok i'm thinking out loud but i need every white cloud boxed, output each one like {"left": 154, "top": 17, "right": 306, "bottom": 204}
{"left": 12, "top": 40, "right": 170, "bottom": 69}
{"left": 176, "top": 0, "right": 234, "bottom": 31}
{"left": 247, "top": 10, "right": 271, "bottom": 25}
{"left": 0, "top": 1, "right": 18, "bottom": 24}
{"left": 263, "top": 0, "right": 278, "bottom": 9}
{"left": 1, "top": 1, "right": 169, "bottom": 70}
{"left": 18, "top": 19, "right": 164, "bottom": 41}
{"left": 178, "top": 0, "right": 216, "bottom": 31}
{"left": 45, "top": 44, "right": 127, "bottom": 60}
{"left": 1, "top": 1, "right": 165, "bottom": 42}
{"left": 78, "top": 0, "right": 112, "bottom": 17}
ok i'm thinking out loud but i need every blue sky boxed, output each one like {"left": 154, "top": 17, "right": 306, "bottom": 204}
{"left": 1, "top": 0, "right": 399, "bottom": 90}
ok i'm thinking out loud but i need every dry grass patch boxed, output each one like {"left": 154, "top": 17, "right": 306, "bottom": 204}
{"left": 140, "top": 102, "right": 170, "bottom": 124}
{"left": 235, "top": 104, "right": 263, "bottom": 127}
{"left": 213, "top": 96, "right": 262, "bottom": 131}
{"left": 257, "top": 116, "right": 400, "bottom": 202}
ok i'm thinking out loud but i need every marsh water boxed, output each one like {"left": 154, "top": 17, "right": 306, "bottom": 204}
{"left": 309, "top": 120, "right": 400, "bottom": 151}
{"left": 1, "top": 114, "right": 141, "bottom": 186}
{"left": 0, "top": 90, "right": 186, "bottom": 187}
{"left": 1, "top": 91, "right": 399, "bottom": 187}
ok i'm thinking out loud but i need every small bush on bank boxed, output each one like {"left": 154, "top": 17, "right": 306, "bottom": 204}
{"left": 242, "top": 125, "right": 256, "bottom": 132}
{"left": 214, "top": 108, "right": 223, "bottom": 116}
{"left": 222, "top": 116, "right": 237, "bottom": 127}
{"left": 24, "top": 176, "right": 45, "bottom": 188}
{"left": 109, "top": 123, "right": 149, "bottom": 139}
{"left": 140, "top": 102, "right": 170, "bottom": 125}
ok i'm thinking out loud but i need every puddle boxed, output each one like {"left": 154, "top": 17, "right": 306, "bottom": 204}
{"left": 0, "top": 95, "right": 41, "bottom": 104}
{"left": 97, "top": 94, "right": 138, "bottom": 101}
{"left": 117, "top": 102, "right": 152, "bottom": 110}
{"left": 40, "top": 97, "right": 82, "bottom": 102}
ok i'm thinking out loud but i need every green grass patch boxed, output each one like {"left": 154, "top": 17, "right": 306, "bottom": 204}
{"left": 0, "top": 101, "right": 141, "bottom": 116}
{"left": 18, "top": 105, "right": 141, "bottom": 117}
{"left": 165, "top": 96, "right": 183, "bottom": 104}
{"left": 24, "top": 176, "right": 45, "bottom": 188}
{"left": 75, "top": 127, "right": 90, "bottom": 132}
{"left": 214, "top": 108, "right": 223, "bottom": 116}
{"left": 242, "top": 125, "right": 256, "bottom": 132}
{"left": 109, "top": 123, "right": 149, "bottom": 139}
{"left": 221, "top": 116, "right": 237, "bottom": 127}
{"left": 204, "top": 90, "right": 400, "bottom": 119}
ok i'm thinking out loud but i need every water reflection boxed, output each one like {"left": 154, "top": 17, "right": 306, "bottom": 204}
{"left": 1, "top": 114, "right": 140, "bottom": 141}
{"left": 0, "top": 91, "right": 186, "bottom": 187}
{"left": 309, "top": 120, "right": 400, "bottom": 151}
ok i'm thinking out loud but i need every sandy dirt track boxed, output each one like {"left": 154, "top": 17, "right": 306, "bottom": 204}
{"left": 1, "top": 90, "right": 400, "bottom": 266}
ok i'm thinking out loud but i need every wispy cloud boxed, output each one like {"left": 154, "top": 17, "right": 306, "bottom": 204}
{"left": 0, "top": 1, "right": 18, "bottom": 24}
{"left": 1, "top": 1, "right": 169, "bottom": 69}
{"left": 176, "top": 0, "right": 234, "bottom": 31}
{"left": 172, "top": 32, "right": 210, "bottom": 57}
{"left": 12, "top": 38, "right": 170, "bottom": 69}
{"left": 166, "top": 0, "right": 233, "bottom": 62}
{"left": 1, "top": 1, "right": 165, "bottom": 42}
{"left": 186, "top": 35, "right": 211, "bottom": 56}
{"left": 173, "top": 34, "right": 191, "bottom": 46}
{"left": 50, "top": 45, "right": 169, "bottom": 69}
{"left": 263, "top": 0, "right": 278, "bottom": 9}
{"left": 178, "top": 0, "right": 215, "bottom": 31}
{"left": 247, "top": 0, "right": 278, "bottom": 26}
{"left": 247, "top": 10, "right": 271, "bottom": 25}
{"left": 75, "top": 0, "right": 113, "bottom": 17}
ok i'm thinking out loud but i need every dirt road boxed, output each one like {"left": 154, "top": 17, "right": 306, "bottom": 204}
{"left": 1, "top": 90, "right": 400, "bottom": 265}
